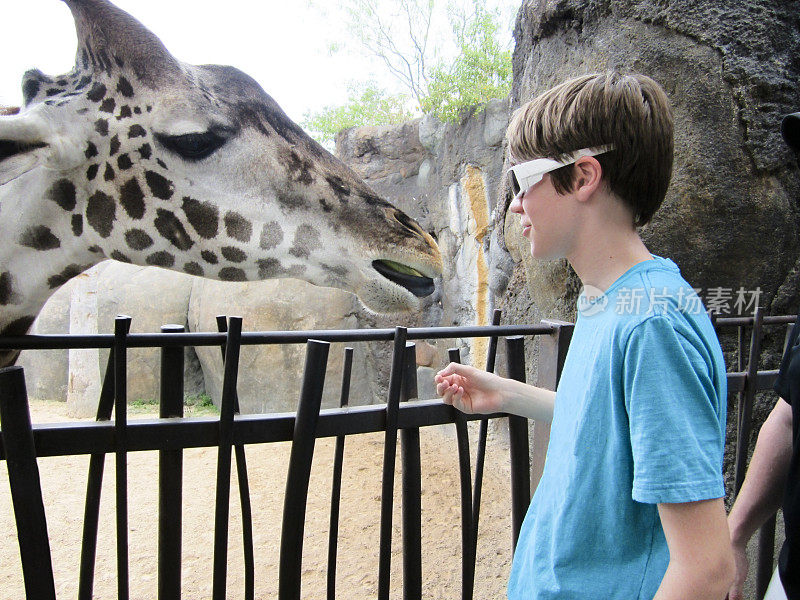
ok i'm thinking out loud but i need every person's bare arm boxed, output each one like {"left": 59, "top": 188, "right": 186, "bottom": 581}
{"left": 434, "top": 362, "right": 556, "bottom": 422}
{"left": 654, "top": 497, "right": 734, "bottom": 600}
{"left": 726, "top": 398, "right": 794, "bottom": 600}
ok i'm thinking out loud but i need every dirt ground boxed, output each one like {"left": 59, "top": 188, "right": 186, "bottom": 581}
{"left": 0, "top": 400, "right": 514, "bottom": 599}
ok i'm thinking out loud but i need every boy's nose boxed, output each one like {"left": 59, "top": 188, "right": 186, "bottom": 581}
{"left": 509, "top": 192, "right": 524, "bottom": 214}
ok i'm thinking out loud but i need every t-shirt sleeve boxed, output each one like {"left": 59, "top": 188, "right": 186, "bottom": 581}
{"left": 623, "top": 316, "right": 726, "bottom": 504}
{"left": 774, "top": 314, "right": 800, "bottom": 405}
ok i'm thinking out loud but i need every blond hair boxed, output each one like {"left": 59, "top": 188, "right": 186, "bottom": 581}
{"left": 507, "top": 72, "right": 674, "bottom": 226}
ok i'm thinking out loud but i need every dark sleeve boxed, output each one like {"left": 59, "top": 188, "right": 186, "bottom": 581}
{"left": 774, "top": 312, "right": 800, "bottom": 405}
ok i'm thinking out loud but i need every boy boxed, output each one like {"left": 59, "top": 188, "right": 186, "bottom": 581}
{"left": 435, "top": 72, "right": 734, "bottom": 599}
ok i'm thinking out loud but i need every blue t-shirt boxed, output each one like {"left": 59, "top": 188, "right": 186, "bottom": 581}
{"left": 507, "top": 256, "right": 727, "bottom": 600}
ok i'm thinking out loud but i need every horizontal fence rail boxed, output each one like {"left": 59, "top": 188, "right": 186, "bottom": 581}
{"left": 0, "top": 312, "right": 794, "bottom": 600}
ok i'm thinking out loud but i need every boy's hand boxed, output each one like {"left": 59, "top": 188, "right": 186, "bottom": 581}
{"left": 725, "top": 541, "right": 749, "bottom": 600}
{"left": 434, "top": 363, "right": 504, "bottom": 415}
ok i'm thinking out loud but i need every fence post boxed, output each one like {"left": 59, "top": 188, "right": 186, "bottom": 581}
{"left": 114, "top": 315, "right": 132, "bottom": 600}
{"left": 279, "top": 339, "right": 330, "bottom": 600}
{"left": 533, "top": 320, "right": 573, "bottom": 492}
{"left": 401, "top": 342, "right": 422, "bottom": 600}
{"left": 505, "top": 336, "right": 530, "bottom": 550}
{"left": 0, "top": 366, "right": 57, "bottom": 600}
{"left": 158, "top": 324, "right": 184, "bottom": 600}
{"left": 378, "top": 327, "right": 408, "bottom": 600}
{"left": 447, "top": 347, "right": 476, "bottom": 600}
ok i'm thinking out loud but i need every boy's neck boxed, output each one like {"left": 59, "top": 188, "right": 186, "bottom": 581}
{"left": 566, "top": 192, "right": 653, "bottom": 292}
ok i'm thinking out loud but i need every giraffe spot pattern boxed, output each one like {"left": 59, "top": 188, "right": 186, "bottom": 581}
{"left": 99, "top": 98, "right": 116, "bottom": 113}
{"left": 154, "top": 209, "right": 193, "bottom": 251}
{"left": 219, "top": 267, "right": 247, "bottom": 281}
{"left": 95, "top": 119, "right": 109, "bottom": 136}
{"left": 19, "top": 225, "right": 61, "bottom": 251}
{"left": 87, "top": 83, "right": 106, "bottom": 102}
{"left": 0, "top": 272, "right": 18, "bottom": 305}
{"left": 1, "top": 316, "right": 35, "bottom": 336}
{"left": 138, "top": 144, "right": 152, "bottom": 159}
{"left": 224, "top": 211, "right": 252, "bottom": 243}
{"left": 221, "top": 246, "right": 247, "bottom": 263}
{"left": 103, "top": 163, "right": 115, "bottom": 181}
{"left": 110, "top": 250, "right": 131, "bottom": 263}
{"left": 259, "top": 222, "right": 283, "bottom": 250}
{"left": 86, "top": 164, "right": 99, "bottom": 181}
{"left": 71, "top": 214, "right": 83, "bottom": 237}
{"left": 120, "top": 177, "right": 145, "bottom": 219}
{"left": 47, "top": 264, "right": 86, "bottom": 289}
{"left": 117, "top": 76, "right": 134, "bottom": 98}
{"left": 117, "top": 154, "right": 133, "bottom": 170}
{"left": 125, "top": 229, "right": 154, "bottom": 251}
{"left": 182, "top": 197, "right": 219, "bottom": 239}
{"left": 201, "top": 250, "right": 218, "bottom": 264}
{"left": 110, "top": 135, "right": 120, "bottom": 156}
{"left": 184, "top": 262, "right": 204, "bottom": 277}
{"left": 325, "top": 175, "right": 351, "bottom": 202}
{"left": 117, "top": 105, "right": 132, "bottom": 120}
{"left": 85, "top": 141, "right": 99, "bottom": 159}
{"left": 86, "top": 191, "right": 116, "bottom": 238}
{"left": 128, "top": 125, "right": 146, "bottom": 138}
{"left": 289, "top": 224, "right": 322, "bottom": 260}
{"left": 145, "top": 170, "right": 173, "bottom": 200}
{"left": 46, "top": 179, "right": 77, "bottom": 211}
{"left": 146, "top": 251, "right": 175, "bottom": 268}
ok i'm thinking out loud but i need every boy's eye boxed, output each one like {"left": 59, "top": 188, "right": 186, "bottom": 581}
{"left": 155, "top": 131, "right": 227, "bottom": 161}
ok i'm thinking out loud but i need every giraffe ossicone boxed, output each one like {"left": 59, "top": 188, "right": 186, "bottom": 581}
{"left": 0, "top": 0, "right": 443, "bottom": 367}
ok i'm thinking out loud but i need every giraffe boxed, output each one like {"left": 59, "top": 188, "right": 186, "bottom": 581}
{"left": 0, "top": 0, "right": 442, "bottom": 368}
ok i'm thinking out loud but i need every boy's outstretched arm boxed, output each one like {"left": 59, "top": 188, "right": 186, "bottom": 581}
{"left": 654, "top": 497, "right": 734, "bottom": 600}
{"left": 726, "top": 398, "right": 793, "bottom": 600}
{"left": 434, "top": 362, "right": 556, "bottom": 422}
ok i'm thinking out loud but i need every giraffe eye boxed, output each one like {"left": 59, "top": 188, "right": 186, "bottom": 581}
{"left": 154, "top": 131, "right": 226, "bottom": 161}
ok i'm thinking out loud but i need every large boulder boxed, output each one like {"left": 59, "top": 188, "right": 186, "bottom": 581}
{"left": 503, "top": 0, "right": 800, "bottom": 323}
{"left": 187, "top": 277, "right": 375, "bottom": 413}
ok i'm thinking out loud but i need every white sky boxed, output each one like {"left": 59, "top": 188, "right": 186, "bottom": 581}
{"left": 1, "top": 0, "right": 517, "bottom": 125}
{"left": 0, "top": 0, "right": 369, "bottom": 124}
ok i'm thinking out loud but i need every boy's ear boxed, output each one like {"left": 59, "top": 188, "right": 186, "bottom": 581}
{"left": 572, "top": 156, "right": 604, "bottom": 199}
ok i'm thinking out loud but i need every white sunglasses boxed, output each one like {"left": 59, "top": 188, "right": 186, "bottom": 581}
{"left": 507, "top": 145, "right": 615, "bottom": 196}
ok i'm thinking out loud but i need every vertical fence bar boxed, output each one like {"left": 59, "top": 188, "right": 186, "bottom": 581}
{"left": 377, "top": 327, "right": 408, "bottom": 600}
{"left": 0, "top": 366, "right": 57, "bottom": 600}
{"left": 279, "top": 339, "right": 331, "bottom": 600}
{"left": 533, "top": 320, "right": 573, "bottom": 491}
{"left": 471, "top": 309, "right": 502, "bottom": 565}
{"left": 215, "top": 316, "right": 255, "bottom": 600}
{"left": 400, "top": 343, "right": 422, "bottom": 600}
{"left": 114, "top": 315, "right": 132, "bottom": 600}
{"left": 505, "top": 336, "right": 530, "bottom": 549}
{"left": 734, "top": 307, "right": 763, "bottom": 494}
{"left": 328, "top": 347, "right": 354, "bottom": 600}
{"left": 80, "top": 324, "right": 127, "bottom": 600}
{"left": 158, "top": 324, "right": 184, "bottom": 600}
{"left": 212, "top": 316, "right": 243, "bottom": 600}
{"left": 447, "top": 347, "right": 475, "bottom": 600}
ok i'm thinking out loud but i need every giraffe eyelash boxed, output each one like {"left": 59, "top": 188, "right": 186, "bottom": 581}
{"left": 154, "top": 131, "right": 227, "bottom": 161}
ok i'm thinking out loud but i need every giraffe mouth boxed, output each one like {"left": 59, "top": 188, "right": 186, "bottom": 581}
{"left": 372, "top": 260, "right": 435, "bottom": 298}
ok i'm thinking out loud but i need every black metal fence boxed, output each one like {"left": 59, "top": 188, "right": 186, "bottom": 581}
{"left": 0, "top": 308, "right": 793, "bottom": 600}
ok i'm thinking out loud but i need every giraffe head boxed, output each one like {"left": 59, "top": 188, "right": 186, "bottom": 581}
{"left": 0, "top": 0, "right": 442, "bottom": 333}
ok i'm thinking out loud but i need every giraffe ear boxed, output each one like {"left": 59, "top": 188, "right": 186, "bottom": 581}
{"left": 62, "top": 0, "right": 183, "bottom": 86}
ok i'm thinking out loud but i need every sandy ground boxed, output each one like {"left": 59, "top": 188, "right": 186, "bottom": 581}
{"left": 0, "top": 400, "right": 514, "bottom": 599}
